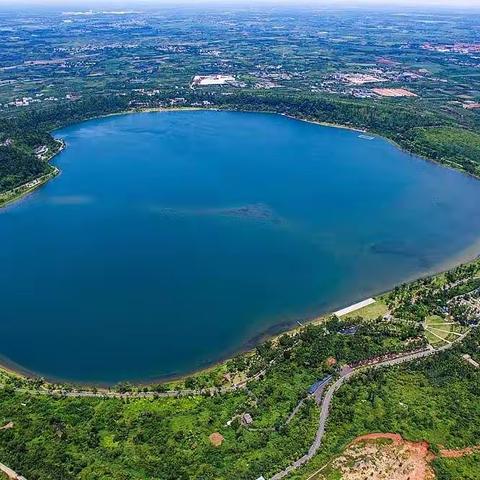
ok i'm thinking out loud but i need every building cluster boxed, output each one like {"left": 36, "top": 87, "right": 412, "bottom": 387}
{"left": 192, "top": 74, "right": 236, "bottom": 86}
{"left": 0, "top": 92, "right": 82, "bottom": 110}
{"left": 316, "top": 68, "right": 422, "bottom": 99}
{"left": 34, "top": 145, "right": 49, "bottom": 160}
{"left": 422, "top": 43, "right": 480, "bottom": 54}
{"left": 446, "top": 287, "right": 480, "bottom": 325}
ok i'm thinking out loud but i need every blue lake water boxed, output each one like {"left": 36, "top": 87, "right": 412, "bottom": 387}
{"left": 1, "top": 110, "right": 480, "bottom": 384}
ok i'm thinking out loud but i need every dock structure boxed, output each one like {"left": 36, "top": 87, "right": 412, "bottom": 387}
{"left": 334, "top": 298, "right": 376, "bottom": 318}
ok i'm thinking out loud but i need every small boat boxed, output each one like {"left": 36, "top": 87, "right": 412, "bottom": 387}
{"left": 358, "top": 134, "right": 375, "bottom": 140}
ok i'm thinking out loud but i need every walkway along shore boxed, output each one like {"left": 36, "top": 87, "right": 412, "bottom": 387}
{"left": 5, "top": 368, "right": 267, "bottom": 400}
{"left": 0, "top": 331, "right": 470, "bottom": 480}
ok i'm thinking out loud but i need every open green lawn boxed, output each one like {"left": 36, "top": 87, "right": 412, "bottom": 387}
{"left": 344, "top": 299, "right": 389, "bottom": 321}
{"left": 424, "top": 315, "right": 465, "bottom": 347}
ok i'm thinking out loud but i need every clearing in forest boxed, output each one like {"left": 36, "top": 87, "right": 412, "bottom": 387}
{"left": 314, "top": 433, "right": 480, "bottom": 480}
{"left": 343, "top": 299, "right": 388, "bottom": 321}
{"left": 321, "top": 433, "right": 435, "bottom": 480}
{"left": 424, "top": 315, "right": 464, "bottom": 347}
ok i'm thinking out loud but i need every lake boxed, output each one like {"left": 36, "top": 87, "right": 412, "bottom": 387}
{"left": 1, "top": 110, "right": 480, "bottom": 384}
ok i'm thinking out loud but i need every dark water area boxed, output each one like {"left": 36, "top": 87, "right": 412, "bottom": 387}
{"left": 1, "top": 111, "right": 480, "bottom": 383}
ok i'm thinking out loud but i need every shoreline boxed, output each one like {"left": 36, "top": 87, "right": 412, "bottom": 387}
{"left": 1, "top": 248, "right": 479, "bottom": 389}
{"left": 0, "top": 138, "right": 65, "bottom": 209}
{"left": 1, "top": 108, "right": 480, "bottom": 387}
{"left": 2, "top": 107, "right": 479, "bottom": 211}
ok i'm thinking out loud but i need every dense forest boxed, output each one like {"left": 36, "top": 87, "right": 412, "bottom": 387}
{"left": 0, "top": 316, "right": 424, "bottom": 480}
{"left": 0, "top": 118, "right": 59, "bottom": 191}
{"left": 0, "top": 319, "right": 478, "bottom": 480}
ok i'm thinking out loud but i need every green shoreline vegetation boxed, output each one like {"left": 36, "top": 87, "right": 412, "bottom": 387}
{"left": 0, "top": 259, "right": 479, "bottom": 479}
{"left": 2, "top": 90, "right": 480, "bottom": 208}
{"left": 2, "top": 6, "right": 480, "bottom": 478}
{"left": 0, "top": 137, "right": 64, "bottom": 208}
{"left": 1, "top": 93, "right": 480, "bottom": 479}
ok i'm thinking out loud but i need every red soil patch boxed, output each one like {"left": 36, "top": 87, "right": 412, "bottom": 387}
{"left": 348, "top": 433, "right": 435, "bottom": 480}
{"left": 325, "top": 357, "right": 337, "bottom": 367}
{"left": 332, "top": 432, "right": 480, "bottom": 480}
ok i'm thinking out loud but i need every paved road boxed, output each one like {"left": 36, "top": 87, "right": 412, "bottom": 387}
{"left": 4, "top": 333, "right": 469, "bottom": 480}
{"left": 269, "top": 333, "right": 469, "bottom": 480}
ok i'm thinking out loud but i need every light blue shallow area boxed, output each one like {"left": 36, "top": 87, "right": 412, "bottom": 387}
{"left": 1, "top": 110, "right": 480, "bottom": 383}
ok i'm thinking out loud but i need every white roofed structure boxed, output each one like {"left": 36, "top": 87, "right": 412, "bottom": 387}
{"left": 334, "top": 298, "right": 376, "bottom": 318}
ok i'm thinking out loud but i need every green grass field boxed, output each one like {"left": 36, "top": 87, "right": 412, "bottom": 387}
{"left": 342, "top": 299, "right": 389, "bottom": 321}
{"left": 424, "top": 315, "right": 465, "bottom": 347}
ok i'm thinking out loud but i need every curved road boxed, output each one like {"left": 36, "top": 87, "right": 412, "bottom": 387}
{"left": 3, "top": 334, "right": 468, "bottom": 480}
{"left": 270, "top": 335, "right": 467, "bottom": 480}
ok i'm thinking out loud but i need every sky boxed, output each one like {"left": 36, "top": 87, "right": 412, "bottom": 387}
{"left": 0, "top": 0, "right": 480, "bottom": 8}
{"left": 0, "top": 0, "right": 479, "bottom": 7}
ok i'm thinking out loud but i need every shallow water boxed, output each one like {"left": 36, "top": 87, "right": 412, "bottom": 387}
{"left": 1, "top": 110, "right": 480, "bottom": 383}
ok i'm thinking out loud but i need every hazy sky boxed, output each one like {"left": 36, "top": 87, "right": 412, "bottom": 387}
{"left": 0, "top": 0, "right": 477, "bottom": 4}
{"left": 1, "top": 0, "right": 479, "bottom": 7}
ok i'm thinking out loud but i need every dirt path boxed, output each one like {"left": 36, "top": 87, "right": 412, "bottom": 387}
{"left": 0, "top": 461, "right": 27, "bottom": 480}
{"left": 439, "top": 445, "right": 480, "bottom": 458}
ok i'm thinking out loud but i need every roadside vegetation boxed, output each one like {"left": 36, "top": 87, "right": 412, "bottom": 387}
{"left": 288, "top": 340, "right": 480, "bottom": 480}
{"left": 0, "top": 260, "right": 479, "bottom": 480}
